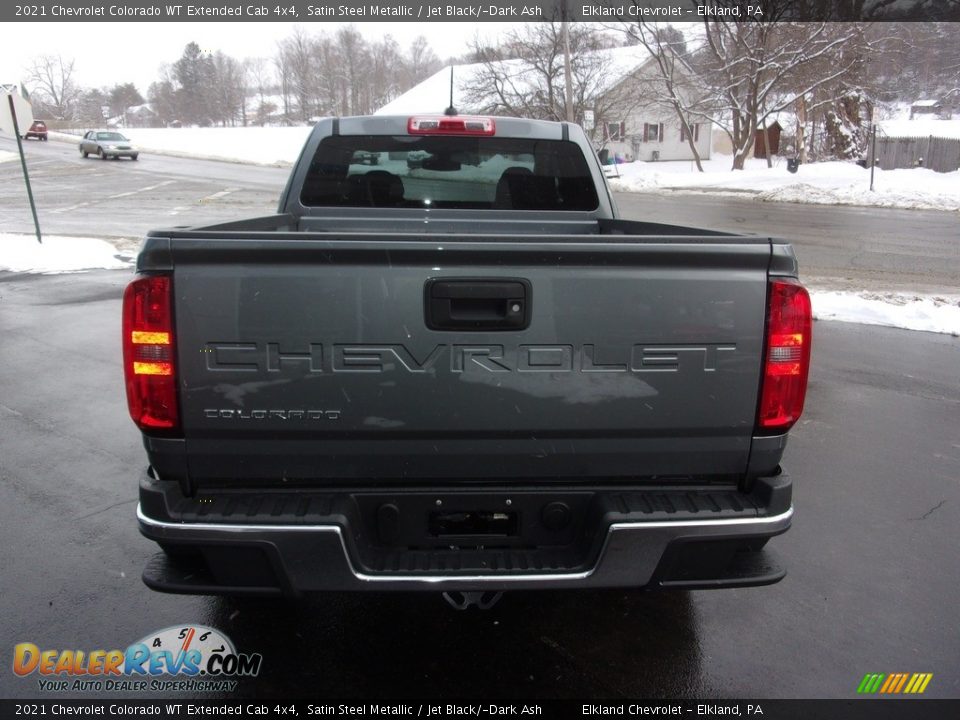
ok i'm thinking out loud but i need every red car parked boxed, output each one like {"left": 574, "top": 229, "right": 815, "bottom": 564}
{"left": 24, "top": 120, "right": 48, "bottom": 141}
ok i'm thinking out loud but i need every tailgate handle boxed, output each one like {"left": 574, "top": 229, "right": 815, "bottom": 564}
{"left": 426, "top": 279, "right": 531, "bottom": 331}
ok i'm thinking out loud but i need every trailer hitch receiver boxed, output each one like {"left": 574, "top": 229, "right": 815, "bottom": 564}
{"left": 442, "top": 591, "right": 503, "bottom": 610}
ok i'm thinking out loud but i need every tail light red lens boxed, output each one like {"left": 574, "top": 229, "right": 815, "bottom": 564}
{"left": 757, "top": 279, "right": 812, "bottom": 433}
{"left": 122, "top": 275, "right": 179, "bottom": 431}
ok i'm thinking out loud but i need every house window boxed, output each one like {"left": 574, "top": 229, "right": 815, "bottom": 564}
{"left": 607, "top": 122, "right": 626, "bottom": 142}
{"left": 643, "top": 123, "right": 663, "bottom": 142}
{"left": 680, "top": 123, "right": 701, "bottom": 143}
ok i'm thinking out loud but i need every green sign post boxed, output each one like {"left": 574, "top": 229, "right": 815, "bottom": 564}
{"left": 5, "top": 92, "right": 42, "bottom": 244}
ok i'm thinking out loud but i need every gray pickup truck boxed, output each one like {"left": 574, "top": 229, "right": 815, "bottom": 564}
{"left": 124, "top": 115, "right": 811, "bottom": 606}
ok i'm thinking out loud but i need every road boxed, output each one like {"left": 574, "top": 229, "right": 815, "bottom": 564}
{"left": 2, "top": 135, "right": 959, "bottom": 294}
{"left": 0, "top": 136, "right": 286, "bottom": 249}
{"left": 1, "top": 136, "right": 958, "bottom": 700}
{"left": 615, "top": 192, "right": 960, "bottom": 294}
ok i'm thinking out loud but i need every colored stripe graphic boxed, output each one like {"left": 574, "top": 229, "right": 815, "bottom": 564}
{"left": 857, "top": 674, "right": 885, "bottom": 693}
{"left": 858, "top": 672, "right": 932, "bottom": 694}
{"left": 909, "top": 674, "right": 933, "bottom": 694}
{"left": 879, "top": 674, "right": 897, "bottom": 693}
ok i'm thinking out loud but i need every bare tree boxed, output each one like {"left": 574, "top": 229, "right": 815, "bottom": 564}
{"left": 312, "top": 34, "right": 344, "bottom": 116}
{"left": 209, "top": 52, "right": 246, "bottom": 126}
{"left": 245, "top": 57, "right": 274, "bottom": 126}
{"left": 336, "top": 26, "right": 368, "bottom": 115}
{"left": 277, "top": 26, "right": 317, "bottom": 122}
{"left": 696, "top": 6, "right": 868, "bottom": 169}
{"left": 784, "top": 23, "right": 875, "bottom": 162}
{"left": 273, "top": 41, "right": 293, "bottom": 123}
{"left": 25, "top": 55, "right": 80, "bottom": 121}
{"left": 403, "top": 36, "right": 441, "bottom": 88}
{"left": 365, "top": 36, "right": 404, "bottom": 113}
{"left": 617, "top": 10, "right": 871, "bottom": 169}
{"left": 866, "top": 23, "right": 960, "bottom": 107}
{"left": 463, "top": 23, "right": 622, "bottom": 128}
{"left": 268, "top": 25, "right": 444, "bottom": 120}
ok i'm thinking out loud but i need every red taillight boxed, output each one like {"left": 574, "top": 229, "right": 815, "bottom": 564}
{"left": 407, "top": 116, "right": 496, "bottom": 136}
{"left": 122, "top": 275, "right": 178, "bottom": 431}
{"left": 757, "top": 279, "right": 812, "bottom": 433}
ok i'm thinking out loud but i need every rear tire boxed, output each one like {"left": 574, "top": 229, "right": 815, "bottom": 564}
{"left": 81, "top": 148, "right": 88, "bottom": 158}
{"left": 131, "top": 154, "right": 139, "bottom": 161}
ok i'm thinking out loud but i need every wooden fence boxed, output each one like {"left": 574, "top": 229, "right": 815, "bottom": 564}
{"left": 875, "top": 136, "right": 960, "bottom": 173}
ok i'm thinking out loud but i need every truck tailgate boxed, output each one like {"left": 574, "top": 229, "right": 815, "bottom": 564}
{"left": 167, "top": 235, "right": 770, "bottom": 482}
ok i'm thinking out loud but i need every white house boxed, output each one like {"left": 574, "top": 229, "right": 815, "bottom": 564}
{"left": 376, "top": 46, "right": 711, "bottom": 164}
{"left": 595, "top": 52, "right": 712, "bottom": 163}
{"left": 600, "top": 116, "right": 711, "bottom": 163}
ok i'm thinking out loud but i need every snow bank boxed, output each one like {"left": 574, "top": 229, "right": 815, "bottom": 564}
{"left": 811, "top": 291, "right": 960, "bottom": 336}
{"left": 0, "top": 150, "right": 18, "bottom": 163}
{"left": 608, "top": 155, "right": 960, "bottom": 212}
{"left": 0, "top": 233, "right": 132, "bottom": 274}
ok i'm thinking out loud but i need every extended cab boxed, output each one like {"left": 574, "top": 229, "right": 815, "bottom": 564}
{"left": 125, "top": 115, "right": 811, "bottom": 602}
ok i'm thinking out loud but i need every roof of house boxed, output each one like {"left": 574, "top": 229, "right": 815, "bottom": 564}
{"left": 879, "top": 118, "right": 960, "bottom": 139}
{"left": 912, "top": 99, "right": 941, "bottom": 107}
{"left": 376, "top": 45, "right": 657, "bottom": 116}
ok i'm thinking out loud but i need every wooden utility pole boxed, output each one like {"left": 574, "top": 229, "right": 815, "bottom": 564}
{"left": 760, "top": 119, "right": 773, "bottom": 169}
{"left": 561, "top": 18, "right": 574, "bottom": 123}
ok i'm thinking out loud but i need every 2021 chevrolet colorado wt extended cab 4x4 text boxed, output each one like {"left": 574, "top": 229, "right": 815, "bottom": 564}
{"left": 125, "top": 115, "right": 811, "bottom": 603}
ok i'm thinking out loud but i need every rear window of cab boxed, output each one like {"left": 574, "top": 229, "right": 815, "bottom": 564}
{"left": 300, "top": 135, "right": 599, "bottom": 211}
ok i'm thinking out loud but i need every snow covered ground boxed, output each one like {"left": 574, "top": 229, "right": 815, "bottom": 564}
{"left": 606, "top": 155, "right": 960, "bottom": 212}
{"left": 1, "top": 232, "right": 956, "bottom": 335}
{"left": 0, "top": 150, "right": 18, "bottom": 163}
{"left": 810, "top": 290, "right": 960, "bottom": 335}
{"left": 0, "top": 233, "right": 132, "bottom": 274}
